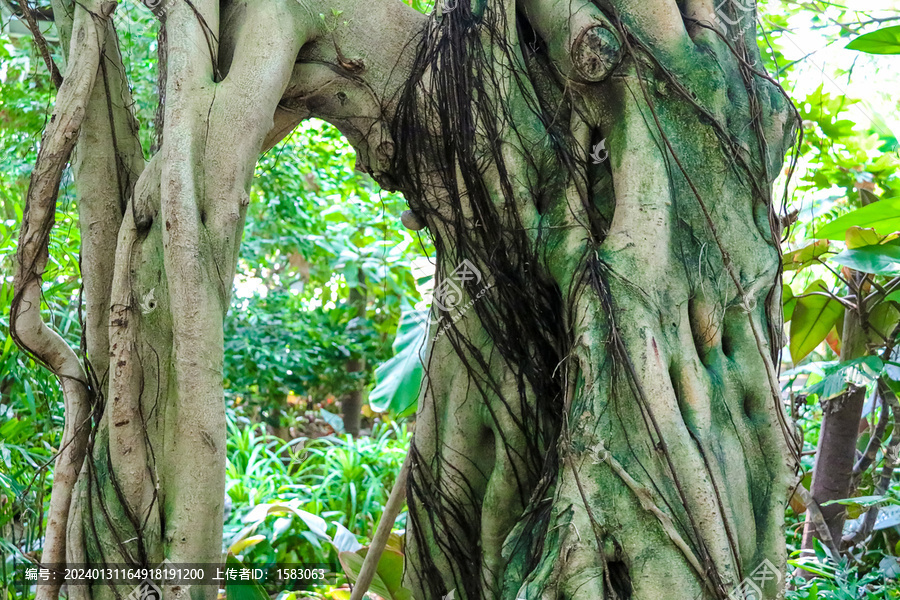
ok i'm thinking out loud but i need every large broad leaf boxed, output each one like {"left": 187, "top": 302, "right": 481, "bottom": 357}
{"left": 812, "top": 196, "right": 900, "bottom": 240}
{"left": 830, "top": 244, "right": 900, "bottom": 276}
{"left": 869, "top": 303, "right": 900, "bottom": 343}
{"left": 331, "top": 522, "right": 364, "bottom": 553}
{"left": 338, "top": 547, "right": 412, "bottom": 600}
{"left": 846, "top": 25, "right": 900, "bottom": 55}
{"left": 369, "top": 310, "right": 428, "bottom": 417}
{"left": 790, "top": 280, "right": 845, "bottom": 363}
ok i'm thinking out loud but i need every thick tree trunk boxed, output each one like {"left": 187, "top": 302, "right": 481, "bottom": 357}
{"left": 16, "top": 1, "right": 799, "bottom": 599}
{"left": 19, "top": 4, "right": 314, "bottom": 600}
{"left": 391, "top": 2, "right": 800, "bottom": 599}
{"left": 18, "top": 2, "right": 425, "bottom": 598}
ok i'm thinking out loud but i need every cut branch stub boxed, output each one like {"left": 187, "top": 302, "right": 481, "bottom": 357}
{"left": 572, "top": 24, "right": 623, "bottom": 82}
{"left": 519, "top": 0, "right": 624, "bottom": 83}
{"left": 401, "top": 210, "right": 427, "bottom": 231}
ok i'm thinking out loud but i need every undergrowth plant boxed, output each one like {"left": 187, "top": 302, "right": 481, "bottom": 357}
{"left": 224, "top": 414, "right": 410, "bottom": 573}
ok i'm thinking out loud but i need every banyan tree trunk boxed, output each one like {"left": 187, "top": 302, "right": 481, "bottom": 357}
{"left": 393, "top": 1, "right": 800, "bottom": 599}
{"left": 14, "top": 0, "right": 798, "bottom": 599}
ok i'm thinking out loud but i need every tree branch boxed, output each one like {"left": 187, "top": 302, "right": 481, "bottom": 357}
{"left": 349, "top": 452, "right": 411, "bottom": 600}
{"left": 0, "top": 0, "right": 62, "bottom": 86}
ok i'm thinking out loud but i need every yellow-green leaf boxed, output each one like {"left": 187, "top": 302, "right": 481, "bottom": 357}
{"left": 229, "top": 535, "right": 266, "bottom": 555}
{"left": 846, "top": 25, "right": 900, "bottom": 55}
{"left": 790, "top": 280, "right": 845, "bottom": 362}
{"left": 783, "top": 284, "right": 797, "bottom": 322}
{"left": 846, "top": 226, "right": 885, "bottom": 249}
{"left": 783, "top": 240, "right": 831, "bottom": 271}
{"left": 338, "top": 548, "right": 412, "bottom": 600}
{"left": 384, "top": 533, "right": 404, "bottom": 554}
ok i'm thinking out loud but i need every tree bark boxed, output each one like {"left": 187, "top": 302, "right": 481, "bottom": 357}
{"left": 21, "top": 4, "right": 318, "bottom": 600}
{"left": 11, "top": 5, "right": 119, "bottom": 599}
{"left": 800, "top": 385, "right": 865, "bottom": 551}
{"left": 391, "top": 1, "right": 799, "bottom": 599}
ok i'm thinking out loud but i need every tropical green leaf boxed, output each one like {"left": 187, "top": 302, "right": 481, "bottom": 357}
{"left": 801, "top": 356, "right": 884, "bottom": 399}
{"left": 242, "top": 502, "right": 330, "bottom": 539}
{"left": 338, "top": 547, "right": 413, "bottom": 600}
{"left": 830, "top": 244, "right": 900, "bottom": 276}
{"left": 868, "top": 303, "right": 900, "bottom": 343}
{"left": 846, "top": 25, "right": 900, "bottom": 55}
{"left": 783, "top": 284, "right": 797, "bottom": 322}
{"left": 823, "top": 494, "right": 891, "bottom": 507}
{"left": 225, "top": 554, "right": 269, "bottom": 600}
{"left": 845, "top": 226, "right": 890, "bottom": 249}
{"left": 331, "top": 522, "right": 364, "bottom": 553}
{"left": 811, "top": 197, "right": 900, "bottom": 240}
{"left": 783, "top": 240, "right": 831, "bottom": 271}
{"left": 369, "top": 310, "right": 428, "bottom": 417}
{"left": 790, "top": 280, "right": 845, "bottom": 362}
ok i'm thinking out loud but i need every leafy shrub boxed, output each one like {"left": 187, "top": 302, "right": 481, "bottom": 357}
{"left": 224, "top": 416, "right": 410, "bottom": 571}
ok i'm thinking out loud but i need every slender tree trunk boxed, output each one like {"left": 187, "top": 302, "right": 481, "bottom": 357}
{"left": 800, "top": 385, "right": 865, "bottom": 551}
{"left": 800, "top": 273, "right": 870, "bottom": 555}
{"left": 800, "top": 188, "right": 881, "bottom": 556}
{"left": 342, "top": 270, "right": 367, "bottom": 436}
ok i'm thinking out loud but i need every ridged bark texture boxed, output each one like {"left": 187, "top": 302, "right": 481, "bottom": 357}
{"left": 392, "top": 1, "right": 801, "bottom": 599}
